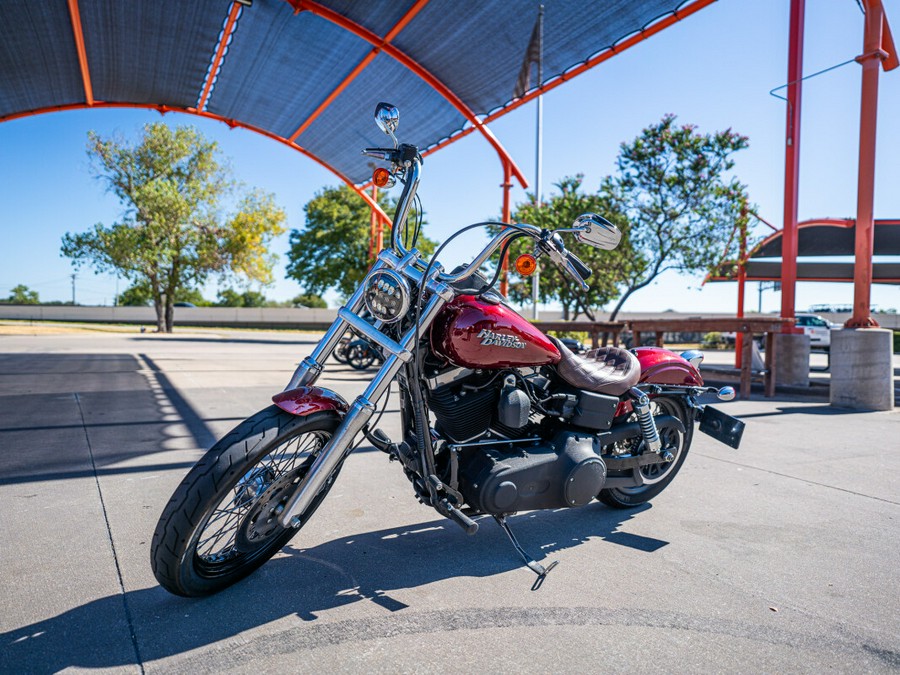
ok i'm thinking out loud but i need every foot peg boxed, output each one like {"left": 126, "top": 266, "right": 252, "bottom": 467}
{"left": 494, "top": 515, "right": 558, "bottom": 590}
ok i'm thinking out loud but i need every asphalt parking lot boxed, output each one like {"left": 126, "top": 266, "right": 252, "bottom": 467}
{"left": 1, "top": 327, "right": 898, "bottom": 673}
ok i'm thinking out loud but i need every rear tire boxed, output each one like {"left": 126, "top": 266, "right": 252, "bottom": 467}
{"left": 151, "top": 406, "right": 342, "bottom": 597}
{"left": 598, "top": 396, "right": 693, "bottom": 509}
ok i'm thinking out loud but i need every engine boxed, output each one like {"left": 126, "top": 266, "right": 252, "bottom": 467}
{"left": 425, "top": 365, "right": 615, "bottom": 515}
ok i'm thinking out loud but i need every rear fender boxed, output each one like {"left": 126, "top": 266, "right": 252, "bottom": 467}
{"left": 272, "top": 386, "right": 349, "bottom": 417}
{"left": 634, "top": 347, "right": 704, "bottom": 387}
{"left": 613, "top": 347, "right": 704, "bottom": 417}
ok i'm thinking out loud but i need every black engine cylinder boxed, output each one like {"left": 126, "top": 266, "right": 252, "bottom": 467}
{"left": 458, "top": 431, "right": 606, "bottom": 515}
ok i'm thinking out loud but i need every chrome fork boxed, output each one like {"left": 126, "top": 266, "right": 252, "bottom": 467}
{"left": 278, "top": 279, "right": 453, "bottom": 528}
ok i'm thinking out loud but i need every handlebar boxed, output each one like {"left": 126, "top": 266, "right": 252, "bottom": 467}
{"left": 364, "top": 144, "right": 597, "bottom": 291}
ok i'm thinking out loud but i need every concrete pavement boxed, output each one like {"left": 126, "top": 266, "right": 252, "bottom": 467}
{"left": 1, "top": 328, "right": 898, "bottom": 673}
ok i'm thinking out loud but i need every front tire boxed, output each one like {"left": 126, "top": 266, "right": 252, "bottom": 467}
{"left": 598, "top": 396, "right": 693, "bottom": 509}
{"left": 151, "top": 406, "right": 341, "bottom": 597}
{"left": 347, "top": 340, "right": 377, "bottom": 370}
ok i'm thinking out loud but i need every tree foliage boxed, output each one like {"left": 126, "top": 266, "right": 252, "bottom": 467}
{"left": 503, "top": 176, "right": 638, "bottom": 320}
{"left": 118, "top": 281, "right": 208, "bottom": 307}
{"left": 291, "top": 293, "right": 327, "bottom": 308}
{"left": 61, "top": 123, "right": 286, "bottom": 332}
{"left": 3, "top": 284, "right": 40, "bottom": 305}
{"left": 286, "top": 185, "right": 434, "bottom": 299}
{"left": 216, "top": 288, "right": 268, "bottom": 307}
{"left": 603, "top": 114, "right": 750, "bottom": 319}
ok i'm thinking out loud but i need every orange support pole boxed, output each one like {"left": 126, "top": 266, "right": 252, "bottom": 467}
{"left": 369, "top": 185, "right": 377, "bottom": 262}
{"left": 847, "top": 0, "right": 890, "bottom": 328}
{"left": 500, "top": 160, "right": 513, "bottom": 296}
{"left": 735, "top": 207, "right": 748, "bottom": 368}
{"left": 780, "top": 0, "right": 804, "bottom": 333}
{"left": 372, "top": 185, "right": 384, "bottom": 251}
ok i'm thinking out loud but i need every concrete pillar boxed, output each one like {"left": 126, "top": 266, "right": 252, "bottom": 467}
{"left": 830, "top": 328, "right": 895, "bottom": 411}
{"left": 775, "top": 333, "right": 810, "bottom": 387}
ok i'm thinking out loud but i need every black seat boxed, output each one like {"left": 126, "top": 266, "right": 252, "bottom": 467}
{"left": 548, "top": 336, "right": 641, "bottom": 396}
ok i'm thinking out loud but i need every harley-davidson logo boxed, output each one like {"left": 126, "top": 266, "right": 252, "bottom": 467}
{"left": 476, "top": 328, "right": 526, "bottom": 349}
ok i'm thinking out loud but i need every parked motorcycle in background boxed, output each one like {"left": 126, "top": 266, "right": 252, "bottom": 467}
{"left": 152, "top": 103, "right": 745, "bottom": 597}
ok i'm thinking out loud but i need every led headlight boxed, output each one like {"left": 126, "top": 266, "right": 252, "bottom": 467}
{"left": 363, "top": 270, "right": 410, "bottom": 324}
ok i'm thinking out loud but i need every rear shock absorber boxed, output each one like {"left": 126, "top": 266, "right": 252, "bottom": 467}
{"left": 630, "top": 387, "right": 661, "bottom": 454}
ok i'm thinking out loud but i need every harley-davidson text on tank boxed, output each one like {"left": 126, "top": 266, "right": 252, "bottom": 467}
{"left": 477, "top": 328, "right": 525, "bottom": 349}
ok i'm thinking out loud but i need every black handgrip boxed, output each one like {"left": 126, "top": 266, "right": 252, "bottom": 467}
{"left": 566, "top": 251, "right": 592, "bottom": 280}
{"left": 439, "top": 499, "right": 479, "bottom": 535}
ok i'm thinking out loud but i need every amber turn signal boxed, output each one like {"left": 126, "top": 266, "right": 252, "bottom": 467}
{"left": 372, "top": 167, "right": 392, "bottom": 188}
{"left": 515, "top": 254, "right": 537, "bottom": 276}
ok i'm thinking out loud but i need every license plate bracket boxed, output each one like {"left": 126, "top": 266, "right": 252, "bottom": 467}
{"left": 699, "top": 406, "right": 745, "bottom": 449}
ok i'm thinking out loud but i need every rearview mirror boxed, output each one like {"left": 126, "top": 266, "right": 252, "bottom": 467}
{"left": 572, "top": 213, "right": 621, "bottom": 250}
{"left": 374, "top": 102, "right": 400, "bottom": 147}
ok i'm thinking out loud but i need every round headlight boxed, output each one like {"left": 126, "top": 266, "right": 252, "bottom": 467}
{"left": 363, "top": 270, "right": 410, "bottom": 323}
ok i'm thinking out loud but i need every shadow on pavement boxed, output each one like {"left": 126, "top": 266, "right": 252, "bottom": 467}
{"left": 0, "top": 505, "right": 661, "bottom": 671}
{"left": 129, "top": 335, "right": 321, "bottom": 346}
{"left": 735, "top": 404, "right": 889, "bottom": 419}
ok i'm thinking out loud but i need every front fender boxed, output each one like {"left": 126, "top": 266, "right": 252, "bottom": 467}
{"left": 272, "top": 386, "right": 349, "bottom": 417}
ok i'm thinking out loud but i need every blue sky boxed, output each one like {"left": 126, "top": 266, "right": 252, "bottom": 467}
{"left": 1, "top": 0, "right": 898, "bottom": 314}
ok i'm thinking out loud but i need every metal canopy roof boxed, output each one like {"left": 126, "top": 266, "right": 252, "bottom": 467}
{"left": 708, "top": 219, "right": 900, "bottom": 284}
{"left": 0, "top": 0, "right": 711, "bottom": 193}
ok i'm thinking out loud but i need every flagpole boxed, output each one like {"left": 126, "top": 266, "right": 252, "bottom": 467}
{"left": 532, "top": 4, "right": 544, "bottom": 320}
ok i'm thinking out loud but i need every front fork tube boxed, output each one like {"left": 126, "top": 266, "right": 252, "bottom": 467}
{"left": 279, "top": 291, "right": 449, "bottom": 528}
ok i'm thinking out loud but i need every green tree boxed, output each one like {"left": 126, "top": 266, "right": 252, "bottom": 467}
{"left": 603, "top": 115, "right": 750, "bottom": 320}
{"left": 118, "top": 281, "right": 208, "bottom": 307}
{"left": 286, "top": 185, "right": 435, "bottom": 299}
{"left": 118, "top": 283, "right": 151, "bottom": 306}
{"left": 216, "top": 288, "right": 268, "bottom": 307}
{"left": 501, "top": 176, "right": 638, "bottom": 320}
{"left": 61, "top": 123, "right": 286, "bottom": 332}
{"left": 4, "top": 284, "right": 39, "bottom": 304}
{"left": 291, "top": 293, "right": 327, "bottom": 308}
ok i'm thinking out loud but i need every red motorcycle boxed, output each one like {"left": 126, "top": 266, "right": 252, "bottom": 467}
{"left": 152, "top": 104, "right": 744, "bottom": 596}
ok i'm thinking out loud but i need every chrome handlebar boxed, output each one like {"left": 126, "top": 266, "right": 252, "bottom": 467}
{"left": 370, "top": 152, "right": 594, "bottom": 289}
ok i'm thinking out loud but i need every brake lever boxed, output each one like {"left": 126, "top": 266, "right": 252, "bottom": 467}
{"left": 541, "top": 232, "right": 589, "bottom": 291}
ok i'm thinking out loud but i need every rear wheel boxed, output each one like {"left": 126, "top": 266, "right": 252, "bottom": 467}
{"left": 151, "top": 407, "right": 342, "bottom": 597}
{"left": 598, "top": 396, "right": 693, "bottom": 509}
{"left": 347, "top": 340, "right": 377, "bottom": 370}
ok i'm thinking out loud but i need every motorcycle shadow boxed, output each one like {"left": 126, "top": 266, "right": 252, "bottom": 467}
{"left": 1, "top": 504, "right": 663, "bottom": 671}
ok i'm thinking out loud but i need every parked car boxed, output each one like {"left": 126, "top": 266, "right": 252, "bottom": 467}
{"left": 795, "top": 313, "right": 835, "bottom": 348}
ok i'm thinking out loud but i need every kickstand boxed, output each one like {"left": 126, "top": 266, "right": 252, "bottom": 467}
{"left": 493, "top": 515, "right": 559, "bottom": 590}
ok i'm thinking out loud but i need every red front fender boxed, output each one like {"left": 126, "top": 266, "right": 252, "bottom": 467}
{"left": 272, "top": 386, "right": 349, "bottom": 417}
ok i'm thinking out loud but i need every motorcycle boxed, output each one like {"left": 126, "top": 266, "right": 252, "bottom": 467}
{"left": 345, "top": 338, "right": 384, "bottom": 370}
{"left": 151, "top": 103, "right": 745, "bottom": 597}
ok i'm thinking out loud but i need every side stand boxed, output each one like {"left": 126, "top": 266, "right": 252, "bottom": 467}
{"left": 493, "top": 515, "right": 558, "bottom": 590}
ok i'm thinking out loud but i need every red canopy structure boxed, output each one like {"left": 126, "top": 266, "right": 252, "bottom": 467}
{"left": 0, "top": 0, "right": 713, "bottom": 227}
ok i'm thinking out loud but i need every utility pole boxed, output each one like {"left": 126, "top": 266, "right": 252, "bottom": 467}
{"left": 532, "top": 4, "right": 544, "bottom": 321}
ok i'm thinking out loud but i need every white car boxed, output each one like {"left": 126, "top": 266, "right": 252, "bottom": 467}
{"left": 795, "top": 313, "right": 835, "bottom": 348}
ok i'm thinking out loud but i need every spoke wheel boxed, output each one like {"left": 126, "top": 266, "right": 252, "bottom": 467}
{"left": 598, "top": 396, "right": 693, "bottom": 509}
{"left": 151, "top": 407, "right": 342, "bottom": 596}
{"left": 347, "top": 340, "right": 377, "bottom": 370}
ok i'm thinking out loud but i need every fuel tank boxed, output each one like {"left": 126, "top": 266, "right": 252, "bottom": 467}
{"left": 431, "top": 295, "right": 561, "bottom": 369}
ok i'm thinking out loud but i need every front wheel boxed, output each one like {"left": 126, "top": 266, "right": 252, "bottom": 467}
{"left": 346, "top": 340, "right": 377, "bottom": 370}
{"left": 151, "top": 407, "right": 342, "bottom": 597}
{"left": 598, "top": 396, "right": 693, "bottom": 509}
